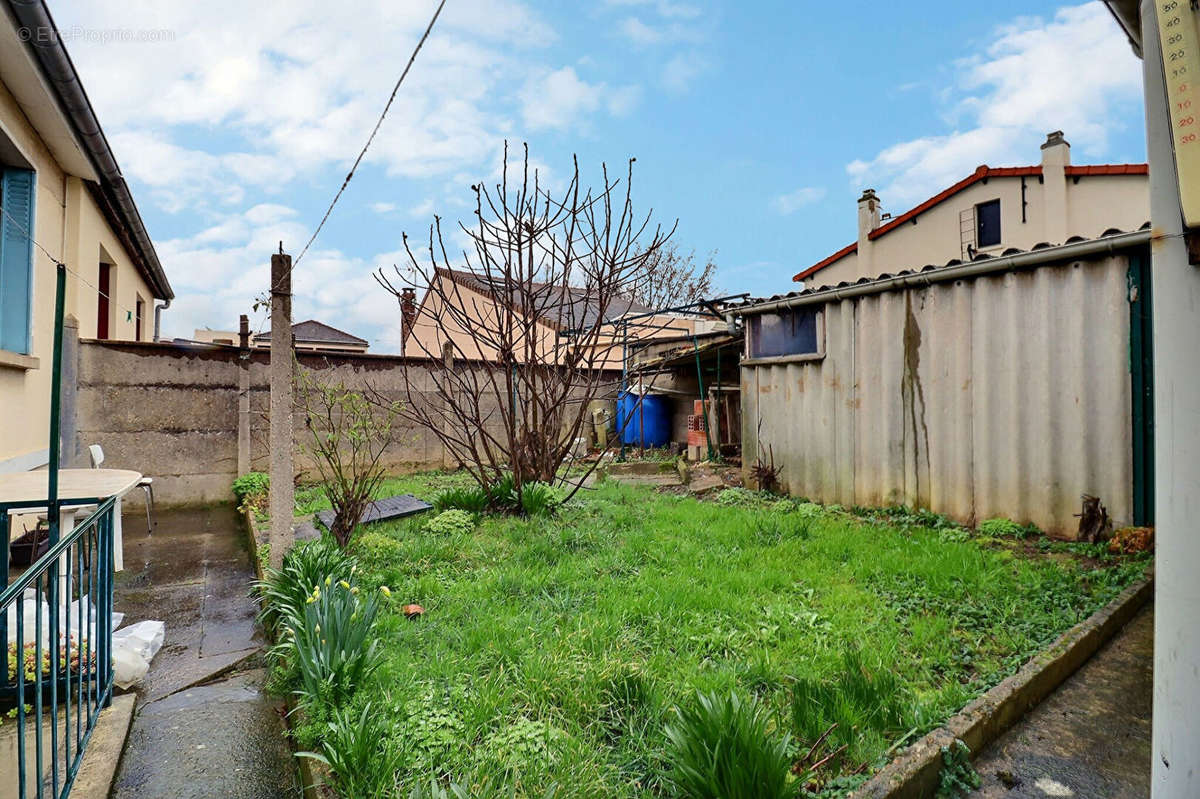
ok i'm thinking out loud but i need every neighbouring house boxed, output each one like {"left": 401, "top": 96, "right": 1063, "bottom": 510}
{"left": 795, "top": 132, "right": 1148, "bottom": 286}
{"left": 0, "top": 0, "right": 173, "bottom": 471}
{"left": 404, "top": 266, "right": 722, "bottom": 368}
{"left": 190, "top": 319, "right": 369, "bottom": 354}
{"left": 736, "top": 228, "right": 1153, "bottom": 538}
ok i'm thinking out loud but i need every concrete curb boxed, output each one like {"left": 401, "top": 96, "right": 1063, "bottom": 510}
{"left": 850, "top": 574, "right": 1154, "bottom": 799}
{"left": 71, "top": 693, "right": 137, "bottom": 799}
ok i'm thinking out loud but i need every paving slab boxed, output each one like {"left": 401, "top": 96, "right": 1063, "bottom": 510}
{"left": 111, "top": 669, "right": 299, "bottom": 799}
{"left": 110, "top": 507, "right": 296, "bottom": 796}
{"left": 970, "top": 604, "right": 1153, "bottom": 799}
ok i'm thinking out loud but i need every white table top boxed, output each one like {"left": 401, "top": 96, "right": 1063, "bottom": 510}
{"left": 0, "top": 468, "right": 142, "bottom": 505}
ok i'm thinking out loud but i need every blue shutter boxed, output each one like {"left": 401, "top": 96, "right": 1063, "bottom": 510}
{"left": 0, "top": 168, "right": 35, "bottom": 354}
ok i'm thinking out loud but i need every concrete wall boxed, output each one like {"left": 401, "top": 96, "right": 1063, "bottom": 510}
{"left": 741, "top": 250, "right": 1139, "bottom": 537}
{"left": 72, "top": 339, "right": 617, "bottom": 506}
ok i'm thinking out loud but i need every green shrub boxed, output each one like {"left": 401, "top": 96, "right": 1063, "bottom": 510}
{"left": 287, "top": 581, "right": 383, "bottom": 708}
{"left": 520, "top": 482, "right": 565, "bottom": 516}
{"left": 233, "top": 471, "right": 269, "bottom": 511}
{"left": 355, "top": 531, "right": 407, "bottom": 562}
{"left": 487, "top": 474, "right": 519, "bottom": 511}
{"left": 298, "top": 702, "right": 404, "bottom": 799}
{"left": 434, "top": 486, "right": 490, "bottom": 514}
{"left": 664, "top": 692, "right": 792, "bottom": 799}
{"left": 424, "top": 510, "right": 476, "bottom": 537}
{"left": 713, "top": 487, "right": 762, "bottom": 507}
{"left": 256, "top": 537, "right": 355, "bottom": 633}
{"left": 978, "top": 517, "right": 1039, "bottom": 539}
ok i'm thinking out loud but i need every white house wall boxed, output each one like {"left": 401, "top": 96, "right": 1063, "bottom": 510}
{"left": 742, "top": 252, "right": 1134, "bottom": 536}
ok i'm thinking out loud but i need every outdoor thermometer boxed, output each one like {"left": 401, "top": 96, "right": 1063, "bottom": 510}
{"left": 1156, "top": 0, "right": 1200, "bottom": 227}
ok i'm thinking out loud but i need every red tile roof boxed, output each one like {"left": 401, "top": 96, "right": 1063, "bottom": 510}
{"left": 793, "top": 163, "right": 1149, "bottom": 282}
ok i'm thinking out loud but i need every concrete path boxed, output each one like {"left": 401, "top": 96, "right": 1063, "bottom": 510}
{"left": 110, "top": 506, "right": 300, "bottom": 798}
{"left": 971, "top": 604, "right": 1153, "bottom": 799}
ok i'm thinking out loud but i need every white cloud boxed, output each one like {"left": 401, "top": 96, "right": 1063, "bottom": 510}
{"left": 371, "top": 202, "right": 399, "bottom": 215}
{"left": 771, "top": 187, "right": 827, "bottom": 215}
{"left": 519, "top": 66, "right": 638, "bottom": 130}
{"left": 662, "top": 52, "right": 705, "bottom": 92}
{"left": 845, "top": 3, "right": 1142, "bottom": 207}
{"left": 621, "top": 17, "right": 663, "bottom": 45}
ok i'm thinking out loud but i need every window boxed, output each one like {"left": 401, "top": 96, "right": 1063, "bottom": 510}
{"left": 976, "top": 199, "right": 1001, "bottom": 248}
{"left": 0, "top": 167, "right": 35, "bottom": 354}
{"left": 97, "top": 263, "right": 111, "bottom": 339}
{"left": 747, "top": 307, "right": 820, "bottom": 359}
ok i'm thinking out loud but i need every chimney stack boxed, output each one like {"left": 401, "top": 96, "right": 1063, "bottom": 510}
{"left": 857, "top": 189, "right": 881, "bottom": 274}
{"left": 1040, "top": 130, "right": 1071, "bottom": 167}
{"left": 1041, "top": 131, "right": 1070, "bottom": 244}
{"left": 400, "top": 288, "right": 417, "bottom": 355}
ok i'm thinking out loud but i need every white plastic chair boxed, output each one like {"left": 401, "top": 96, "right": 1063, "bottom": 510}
{"left": 89, "top": 444, "right": 155, "bottom": 531}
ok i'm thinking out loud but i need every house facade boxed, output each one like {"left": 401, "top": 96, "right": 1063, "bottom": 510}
{"left": 0, "top": 0, "right": 172, "bottom": 471}
{"left": 796, "top": 132, "right": 1148, "bottom": 287}
{"left": 405, "top": 267, "right": 720, "bottom": 368}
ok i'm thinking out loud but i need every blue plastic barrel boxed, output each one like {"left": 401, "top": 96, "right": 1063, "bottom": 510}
{"left": 617, "top": 393, "right": 671, "bottom": 447}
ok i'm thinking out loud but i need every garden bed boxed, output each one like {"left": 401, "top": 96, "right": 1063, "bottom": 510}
{"left": 261, "top": 473, "right": 1149, "bottom": 798}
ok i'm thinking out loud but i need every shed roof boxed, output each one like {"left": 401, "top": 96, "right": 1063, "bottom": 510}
{"left": 738, "top": 225, "right": 1152, "bottom": 317}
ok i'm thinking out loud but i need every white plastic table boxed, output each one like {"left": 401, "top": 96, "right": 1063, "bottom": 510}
{"left": 1, "top": 468, "right": 142, "bottom": 572}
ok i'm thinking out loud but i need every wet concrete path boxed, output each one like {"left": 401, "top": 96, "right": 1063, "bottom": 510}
{"left": 109, "top": 506, "right": 300, "bottom": 798}
{"left": 971, "top": 604, "right": 1153, "bottom": 799}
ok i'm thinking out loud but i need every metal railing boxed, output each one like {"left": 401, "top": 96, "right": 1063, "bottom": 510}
{"left": 1, "top": 497, "right": 115, "bottom": 799}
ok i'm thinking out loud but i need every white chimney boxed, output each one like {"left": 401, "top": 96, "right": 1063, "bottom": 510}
{"left": 857, "top": 189, "right": 881, "bottom": 274}
{"left": 1041, "top": 131, "right": 1069, "bottom": 243}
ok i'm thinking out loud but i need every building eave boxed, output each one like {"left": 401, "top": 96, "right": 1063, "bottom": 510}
{"left": 3, "top": 0, "right": 173, "bottom": 300}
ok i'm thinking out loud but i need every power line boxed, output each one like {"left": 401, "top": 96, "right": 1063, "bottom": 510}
{"left": 287, "top": 0, "right": 447, "bottom": 276}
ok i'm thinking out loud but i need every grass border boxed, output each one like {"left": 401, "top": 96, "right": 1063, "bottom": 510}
{"left": 848, "top": 571, "right": 1153, "bottom": 798}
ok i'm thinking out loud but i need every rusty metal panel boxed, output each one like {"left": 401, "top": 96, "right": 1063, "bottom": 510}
{"left": 742, "top": 253, "right": 1134, "bottom": 537}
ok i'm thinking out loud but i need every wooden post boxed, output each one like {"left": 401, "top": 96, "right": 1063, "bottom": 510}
{"left": 268, "top": 254, "right": 294, "bottom": 569}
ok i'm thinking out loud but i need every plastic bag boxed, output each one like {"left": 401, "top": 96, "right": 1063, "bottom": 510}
{"left": 110, "top": 620, "right": 165, "bottom": 690}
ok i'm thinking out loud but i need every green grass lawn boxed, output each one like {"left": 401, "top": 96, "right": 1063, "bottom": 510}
{"left": 284, "top": 474, "right": 1147, "bottom": 797}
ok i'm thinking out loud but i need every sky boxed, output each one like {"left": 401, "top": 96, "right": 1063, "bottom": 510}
{"left": 50, "top": 0, "right": 1147, "bottom": 353}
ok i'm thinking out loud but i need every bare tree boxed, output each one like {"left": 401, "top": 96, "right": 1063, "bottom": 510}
{"left": 295, "top": 367, "right": 403, "bottom": 547}
{"left": 624, "top": 241, "right": 719, "bottom": 310}
{"left": 376, "top": 142, "right": 674, "bottom": 500}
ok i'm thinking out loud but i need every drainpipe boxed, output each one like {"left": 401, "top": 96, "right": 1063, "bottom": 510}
{"left": 153, "top": 298, "right": 170, "bottom": 341}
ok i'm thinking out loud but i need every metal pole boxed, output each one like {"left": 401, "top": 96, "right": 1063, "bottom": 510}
{"left": 48, "top": 263, "right": 65, "bottom": 540}
{"left": 1142, "top": 2, "right": 1200, "bottom": 795}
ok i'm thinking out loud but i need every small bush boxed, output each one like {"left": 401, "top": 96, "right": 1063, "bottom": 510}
{"left": 434, "top": 486, "right": 490, "bottom": 514}
{"left": 424, "top": 509, "right": 476, "bottom": 537}
{"left": 256, "top": 537, "right": 355, "bottom": 633}
{"left": 664, "top": 691, "right": 792, "bottom": 799}
{"left": 233, "top": 471, "right": 270, "bottom": 512}
{"left": 978, "top": 517, "right": 1039, "bottom": 539}
{"left": 487, "top": 473, "right": 520, "bottom": 511}
{"left": 287, "top": 581, "right": 383, "bottom": 708}
{"left": 714, "top": 487, "right": 762, "bottom": 507}
{"left": 298, "top": 702, "right": 404, "bottom": 799}
{"left": 520, "top": 482, "right": 565, "bottom": 516}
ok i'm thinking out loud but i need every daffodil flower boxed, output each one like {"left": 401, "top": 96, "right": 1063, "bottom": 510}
{"left": 379, "top": 585, "right": 392, "bottom": 597}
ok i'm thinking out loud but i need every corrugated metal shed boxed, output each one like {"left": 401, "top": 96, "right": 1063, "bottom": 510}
{"left": 737, "top": 229, "right": 1151, "bottom": 536}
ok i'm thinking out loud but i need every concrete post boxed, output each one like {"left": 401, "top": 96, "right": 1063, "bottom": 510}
{"left": 237, "top": 314, "right": 251, "bottom": 478}
{"left": 1142, "top": 2, "right": 1200, "bottom": 796}
{"left": 59, "top": 314, "right": 80, "bottom": 466}
{"left": 268, "top": 254, "right": 294, "bottom": 569}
